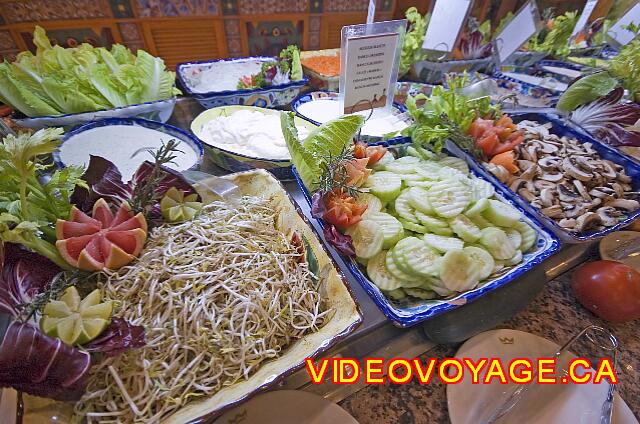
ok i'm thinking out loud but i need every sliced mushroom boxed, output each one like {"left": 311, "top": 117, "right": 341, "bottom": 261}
{"left": 611, "top": 183, "right": 625, "bottom": 198}
{"left": 518, "top": 188, "right": 536, "bottom": 202}
{"left": 538, "top": 156, "right": 561, "bottom": 170}
{"left": 541, "top": 205, "right": 564, "bottom": 218}
{"left": 558, "top": 218, "right": 577, "bottom": 228}
{"left": 596, "top": 207, "right": 622, "bottom": 227}
{"left": 510, "top": 179, "right": 527, "bottom": 192}
{"left": 558, "top": 185, "right": 581, "bottom": 203}
{"left": 589, "top": 188, "right": 608, "bottom": 198}
{"left": 605, "top": 198, "right": 640, "bottom": 211}
{"left": 574, "top": 212, "right": 602, "bottom": 232}
{"left": 520, "top": 164, "right": 539, "bottom": 181}
{"left": 600, "top": 161, "right": 618, "bottom": 179}
{"left": 562, "top": 158, "right": 593, "bottom": 181}
{"left": 540, "top": 188, "right": 555, "bottom": 207}
{"left": 573, "top": 180, "right": 591, "bottom": 201}
{"left": 539, "top": 143, "right": 558, "bottom": 154}
{"left": 516, "top": 160, "right": 535, "bottom": 171}
{"left": 617, "top": 173, "right": 632, "bottom": 184}
{"left": 540, "top": 172, "right": 564, "bottom": 182}
{"left": 534, "top": 180, "right": 557, "bottom": 191}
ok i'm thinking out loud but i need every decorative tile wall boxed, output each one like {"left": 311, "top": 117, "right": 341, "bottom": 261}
{"left": 239, "top": 0, "right": 309, "bottom": 14}
{"left": 135, "top": 0, "right": 218, "bottom": 17}
{"left": 110, "top": 0, "right": 135, "bottom": 18}
{"left": 309, "top": 15, "right": 321, "bottom": 49}
{"left": 20, "top": 27, "right": 115, "bottom": 50}
{"left": 2, "top": 0, "right": 111, "bottom": 23}
{"left": 224, "top": 19, "right": 243, "bottom": 57}
{"left": 246, "top": 20, "right": 304, "bottom": 56}
{"left": 118, "top": 22, "right": 144, "bottom": 51}
{"left": 324, "top": 0, "right": 369, "bottom": 12}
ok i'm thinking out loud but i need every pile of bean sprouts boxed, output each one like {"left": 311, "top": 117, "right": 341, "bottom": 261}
{"left": 75, "top": 196, "right": 331, "bottom": 423}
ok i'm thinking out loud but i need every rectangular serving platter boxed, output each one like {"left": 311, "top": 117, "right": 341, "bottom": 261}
{"left": 293, "top": 142, "right": 561, "bottom": 328}
{"left": 5, "top": 169, "right": 362, "bottom": 424}
{"left": 448, "top": 111, "right": 640, "bottom": 243}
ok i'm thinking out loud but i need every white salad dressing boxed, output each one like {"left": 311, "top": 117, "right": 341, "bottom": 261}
{"left": 190, "top": 61, "right": 263, "bottom": 93}
{"left": 296, "top": 99, "right": 408, "bottom": 137}
{"left": 503, "top": 72, "right": 568, "bottom": 92}
{"left": 199, "top": 110, "right": 311, "bottom": 160}
{"left": 59, "top": 125, "right": 200, "bottom": 181}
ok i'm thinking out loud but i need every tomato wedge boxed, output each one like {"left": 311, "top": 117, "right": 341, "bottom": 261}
{"left": 475, "top": 132, "right": 499, "bottom": 156}
{"left": 353, "top": 142, "right": 368, "bottom": 159}
{"left": 491, "top": 131, "right": 524, "bottom": 156}
{"left": 489, "top": 150, "right": 519, "bottom": 174}
{"left": 365, "top": 146, "right": 387, "bottom": 166}
{"left": 323, "top": 190, "right": 367, "bottom": 229}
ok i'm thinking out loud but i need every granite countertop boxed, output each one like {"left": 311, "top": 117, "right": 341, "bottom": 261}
{"left": 339, "top": 268, "right": 640, "bottom": 424}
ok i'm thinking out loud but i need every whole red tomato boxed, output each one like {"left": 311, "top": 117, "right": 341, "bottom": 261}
{"left": 571, "top": 260, "right": 640, "bottom": 322}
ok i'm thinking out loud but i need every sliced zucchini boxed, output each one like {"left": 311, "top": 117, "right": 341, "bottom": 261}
{"left": 349, "top": 220, "right": 384, "bottom": 260}
{"left": 422, "top": 234, "right": 465, "bottom": 253}
{"left": 479, "top": 227, "right": 516, "bottom": 260}
{"left": 427, "top": 179, "right": 470, "bottom": 218}
{"left": 450, "top": 215, "right": 482, "bottom": 243}
{"left": 438, "top": 249, "right": 481, "bottom": 292}
{"left": 365, "top": 212, "right": 404, "bottom": 249}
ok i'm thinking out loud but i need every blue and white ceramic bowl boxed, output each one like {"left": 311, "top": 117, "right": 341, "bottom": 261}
{"left": 14, "top": 97, "right": 176, "bottom": 130}
{"left": 293, "top": 141, "right": 561, "bottom": 327}
{"left": 410, "top": 57, "right": 496, "bottom": 84}
{"left": 291, "top": 91, "right": 411, "bottom": 145}
{"left": 190, "top": 105, "right": 317, "bottom": 180}
{"left": 535, "top": 60, "right": 586, "bottom": 84}
{"left": 54, "top": 117, "right": 203, "bottom": 181}
{"left": 502, "top": 51, "right": 549, "bottom": 68}
{"left": 177, "top": 57, "right": 308, "bottom": 109}
{"left": 448, "top": 111, "right": 640, "bottom": 244}
{"left": 494, "top": 66, "right": 567, "bottom": 95}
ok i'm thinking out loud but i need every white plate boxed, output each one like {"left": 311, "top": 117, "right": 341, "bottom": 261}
{"left": 447, "top": 329, "right": 638, "bottom": 424}
{"left": 213, "top": 390, "right": 358, "bottom": 424}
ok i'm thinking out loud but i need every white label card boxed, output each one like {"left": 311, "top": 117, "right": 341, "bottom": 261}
{"left": 494, "top": 0, "right": 540, "bottom": 64}
{"left": 571, "top": 0, "right": 600, "bottom": 38}
{"left": 608, "top": 2, "right": 640, "bottom": 46}
{"left": 421, "top": 0, "right": 474, "bottom": 52}
{"left": 342, "top": 32, "right": 399, "bottom": 114}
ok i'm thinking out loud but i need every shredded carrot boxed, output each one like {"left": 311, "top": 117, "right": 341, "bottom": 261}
{"left": 301, "top": 55, "right": 340, "bottom": 77}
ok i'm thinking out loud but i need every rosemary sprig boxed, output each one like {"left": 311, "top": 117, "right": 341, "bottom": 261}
{"left": 315, "top": 145, "right": 362, "bottom": 197}
{"left": 17, "top": 270, "right": 96, "bottom": 322}
{"left": 130, "top": 139, "right": 182, "bottom": 215}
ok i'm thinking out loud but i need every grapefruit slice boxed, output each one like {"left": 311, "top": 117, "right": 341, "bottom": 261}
{"left": 40, "top": 287, "right": 113, "bottom": 346}
{"left": 55, "top": 199, "right": 148, "bottom": 271}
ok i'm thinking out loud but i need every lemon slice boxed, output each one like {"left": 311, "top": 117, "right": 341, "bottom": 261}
{"left": 40, "top": 287, "right": 113, "bottom": 346}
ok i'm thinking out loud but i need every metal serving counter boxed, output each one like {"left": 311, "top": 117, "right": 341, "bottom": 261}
{"left": 168, "top": 97, "right": 595, "bottom": 404}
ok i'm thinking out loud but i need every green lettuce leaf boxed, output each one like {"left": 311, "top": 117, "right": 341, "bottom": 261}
{"left": 557, "top": 72, "right": 619, "bottom": 112}
{"left": 281, "top": 112, "right": 364, "bottom": 190}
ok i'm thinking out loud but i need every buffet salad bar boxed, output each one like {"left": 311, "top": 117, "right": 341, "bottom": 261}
{"left": 0, "top": 15, "right": 640, "bottom": 424}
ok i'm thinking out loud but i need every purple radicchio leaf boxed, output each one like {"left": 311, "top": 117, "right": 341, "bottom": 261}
{"left": 0, "top": 243, "right": 61, "bottom": 318}
{"left": 310, "top": 192, "right": 328, "bottom": 220}
{"left": 570, "top": 87, "right": 640, "bottom": 147}
{"left": 70, "top": 155, "right": 198, "bottom": 218}
{"left": 0, "top": 321, "right": 91, "bottom": 401}
{"left": 460, "top": 31, "right": 493, "bottom": 60}
{"left": 264, "top": 65, "right": 277, "bottom": 83}
{"left": 84, "top": 318, "right": 146, "bottom": 358}
{"left": 323, "top": 225, "right": 356, "bottom": 257}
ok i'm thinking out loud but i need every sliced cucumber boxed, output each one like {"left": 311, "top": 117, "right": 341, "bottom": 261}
{"left": 469, "top": 214, "right": 494, "bottom": 229}
{"left": 407, "top": 187, "right": 433, "bottom": 214}
{"left": 355, "top": 256, "right": 370, "bottom": 266}
{"left": 400, "top": 219, "right": 429, "bottom": 234}
{"left": 438, "top": 157, "right": 469, "bottom": 174}
{"left": 470, "top": 178, "right": 496, "bottom": 201}
{"left": 463, "top": 246, "right": 495, "bottom": 280}
{"left": 417, "top": 147, "right": 437, "bottom": 160}
{"left": 430, "top": 279, "right": 455, "bottom": 297}
{"left": 439, "top": 249, "right": 481, "bottom": 292}
{"left": 350, "top": 220, "right": 384, "bottom": 259}
{"left": 504, "top": 249, "right": 523, "bottom": 266}
{"left": 465, "top": 198, "right": 489, "bottom": 218}
{"left": 399, "top": 173, "right": 426, "bottom": 182}
{"left": 422, "top": 234, "right": 465, "bottom": 253}
{"left": 394, "top": 191, "right": 419, "bottom": 223}
{"left": 385, "top": 248, "right": 424, "bottom": 287}
{"left": 357, "top": 193, "right": 384, "bottom": 218}
{"left": 365, "top": 212, "right": 404, "bottom": 249}
{"left": 367, "top": 251, "right": 402, "bottom": 291}
{"left": 404, "top": 287, "right": 437, "bottom": 299}
{"left": 505, "top": 228, "right": 522, "bottom": 252}
{"left": 415, "top": 162, "right": 443, "bottom": 180}
{"left": 513, "top": 221, "right": 537, "bottom": 253}
{"left": 372, "top": 151, "right": 395, "bottom": 170}
{"left": 482, "top": 199, "right": 522, "bottom": 227}
{"left": 479, "top": 227, "right": 516, "bottom": 260}
{"left": 366, "top": 171, "right": 402, "bottom": 202}
{"left": 406, "top": 146, "right": 422, "bottom": 158}
{"left": 427, "top": 179, "right": 470, "bottom": 218}
{"left": 415, "top": 210, "right": 449, "bottom": 230}
{"left": 405, "top": 180, "right": 435, "bottom": 188}
{"left": 393, "top": 236, "right": 441, "bottom": 277}
{"left": 450, "top": 215, "right": 482, "bottom": 243}
{"left": 385, "top": 161, "right": 417, "bottom": 174}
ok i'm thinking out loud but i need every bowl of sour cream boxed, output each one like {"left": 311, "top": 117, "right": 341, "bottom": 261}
{"left": 55, "top": 118, "right": 203, "bottom": 181}
{"left": 190, "top": 106, "right": 318, "bottom": 180}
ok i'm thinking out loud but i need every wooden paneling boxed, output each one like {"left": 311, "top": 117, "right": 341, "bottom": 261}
{"left": 320, "top": 13, "right": 367, "bottom": 49}
{"left": 141, "top": 19, "right": 227, "bottom": 69}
